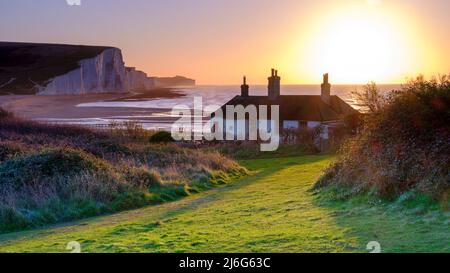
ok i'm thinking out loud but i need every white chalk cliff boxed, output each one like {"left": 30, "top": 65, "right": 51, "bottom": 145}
{"left": 38, "top": 48, "right": 154, "bottom": 95}
{"left": 125, "top": 67, "right": 154, "bottom": 91}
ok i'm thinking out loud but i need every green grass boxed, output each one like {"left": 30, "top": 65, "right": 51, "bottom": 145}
{"left": 0, "top": 155, "right": 448, "bottom": 253}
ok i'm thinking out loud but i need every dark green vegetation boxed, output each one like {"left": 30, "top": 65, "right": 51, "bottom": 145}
{"left": 0, "top": 110, "right": 246, "bottom": 233}
{"left": 0, "top": 42, "right": 112, "bottom": 94}
{"left": 0, "top": 156, "right": 447, "bottom": 253}
{"left": 149, "top": 131, "right": 174, "bottom": 143}
{"left": 205, "top": 142, "right": 318, "bottom": 160}
{"left": 316, "top": 76, "right": 450, "bottom": 205}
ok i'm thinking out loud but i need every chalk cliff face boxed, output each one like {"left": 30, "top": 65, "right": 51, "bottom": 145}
{"left": 125, "top": 67, "right": 155, "bottom": 91}
{"left": 38, "top": 48, "right": 129, "bottom": 95}
{"left": 0, "top": 42, "right": 195, "bottom": 95}
{"left": 153, "top": 76, "right": 196, "bottom": 87}
{"left": 0, "top": 42, "right": 114, "bottom": 94}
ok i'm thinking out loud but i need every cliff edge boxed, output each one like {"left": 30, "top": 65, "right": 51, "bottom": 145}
{"left": 0, "top": 42, "right": 194, "bottom": 95}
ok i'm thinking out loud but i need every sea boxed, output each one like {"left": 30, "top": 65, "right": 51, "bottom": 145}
{"left": 68, "top": 84, "right": 401, "bottom": 130}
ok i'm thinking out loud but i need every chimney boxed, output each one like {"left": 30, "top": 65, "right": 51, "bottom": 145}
{"left": 321, "top": 73, "right": 331, "bottom": 104}
{"left": 241, "top": 76, "right": 249, "bottom": 97}
{"left": 268, "top": 68, "right": 281, "bottom": 100}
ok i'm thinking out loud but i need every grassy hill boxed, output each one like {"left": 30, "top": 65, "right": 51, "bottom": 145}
{"left": 0, "top": 109, "right": 246, "bottom": 233}
{"left": 0, "top": 42, "right": 113, "bottom": 94}
{"left": 0, "top": 156, "right": 447, "bottom": 253}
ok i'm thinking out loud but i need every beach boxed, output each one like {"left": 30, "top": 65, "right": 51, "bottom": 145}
{"left": 0, "top": 88, "right": 185, "bottom": 129}
{"left": 0, "top": 84, "right": 398, "bottom": 129}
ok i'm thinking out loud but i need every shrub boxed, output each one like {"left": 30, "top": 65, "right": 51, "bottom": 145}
{"left": 0, "top": 114, "right": 247, "bottom": 233}
{"left": 149, "top": 131, "right": 174, "bottom": 143}
{"left": 213, "top": 141, "right": 318, "bottom": 159}
{"left": 0, "top": 108, "right": 12, "bottom": 119}
{"left": 0, "top": 148, "right": 109, "bottom": 186}
{"left": 316, "top": 75, "right": 450, "bottom": 201}
{"left": 0, "top": 141, "right": 28, "bottom": 162}
{"left": 123, "top": 166, "right": 162, "bottom": 189}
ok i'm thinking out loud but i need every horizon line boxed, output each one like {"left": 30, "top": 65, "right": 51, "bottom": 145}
{"left": 194, "top": 82, "right": 403, "bottom": 86}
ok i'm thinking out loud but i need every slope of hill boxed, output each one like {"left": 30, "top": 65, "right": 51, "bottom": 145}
{"left": 0, "top": 109, "right": 246, "bottom": 233}
{"left": 0, "top": 156, "right": 447, "bottom": 253}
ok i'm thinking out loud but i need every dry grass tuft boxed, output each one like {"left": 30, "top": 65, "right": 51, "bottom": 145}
{"left": 316, "top": 75, "right": 450, "bottom": 201}
{"left": 0, "top": 111, "right": 246, "bottom": 233}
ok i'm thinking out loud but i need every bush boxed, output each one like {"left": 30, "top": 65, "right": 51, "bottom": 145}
{"left": 149, "top": 131, "right": 174, "bottom": 143}
{"left": 0, "top": 148, "right": 109, "bottom": 186}
{"left": 199, "top": 141, "right": 318, "bottom": 160}
{"left": 123, "top": 166, "right": 162, "bottom": 189}
{"left": 0, "top": 108, "right": 12, "bottom": 119}
{"left": 0, "top": 113, "right": 247, "bottom": 233}
{"left": 316, "top": 75, "right": 450, "bottom": 201}
{"left": 0, "top": 141, "right": 27, "bottom": 162}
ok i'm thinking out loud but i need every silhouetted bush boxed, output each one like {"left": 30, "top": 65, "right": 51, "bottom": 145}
{"left": 0, "top": 108, "right": 12, "bottom": 119}
{"left": 149, "top": 131, "right": 174, "bottom": 143}
{"left": 316, "top": 75, "right": 450, "bottom": 201}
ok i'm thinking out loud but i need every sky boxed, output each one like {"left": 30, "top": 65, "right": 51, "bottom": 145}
{"left": 0, "top": 0, "right": 449, "bottom": 84}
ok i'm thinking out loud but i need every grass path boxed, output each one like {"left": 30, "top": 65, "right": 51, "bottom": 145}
{"left": 0, "top": 156, "right": 448, "bottom": 253}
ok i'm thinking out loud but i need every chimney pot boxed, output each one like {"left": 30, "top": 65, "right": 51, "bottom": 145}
{"left": 268, "top": 68, "right": 281, "bottom": 99}
{"left": 241, "top": 75, "right": 249, "bottom": 97}
{"left": 321, "top": 73, "right": 331, "bottom": 104}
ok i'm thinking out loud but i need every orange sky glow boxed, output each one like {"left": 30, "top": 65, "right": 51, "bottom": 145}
{"left": 1, "top": 0, "right": 449, "bottom": 84}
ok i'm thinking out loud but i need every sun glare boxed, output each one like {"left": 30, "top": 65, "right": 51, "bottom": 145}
{"left": 294, "top": 3, "right": 423, "bottom": 84}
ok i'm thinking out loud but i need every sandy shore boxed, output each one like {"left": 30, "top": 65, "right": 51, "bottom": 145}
{"left": 0, "top": 88, "right": 184, "bottom": 125}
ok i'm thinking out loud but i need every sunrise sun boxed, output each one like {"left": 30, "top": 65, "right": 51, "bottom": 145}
{"left": 294, "top": 2, "right": 423, "bottom": 84}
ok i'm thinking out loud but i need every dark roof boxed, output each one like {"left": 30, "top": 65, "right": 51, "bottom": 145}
{"left": 221, "top": 95, "right": 359, "bottom": 122}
